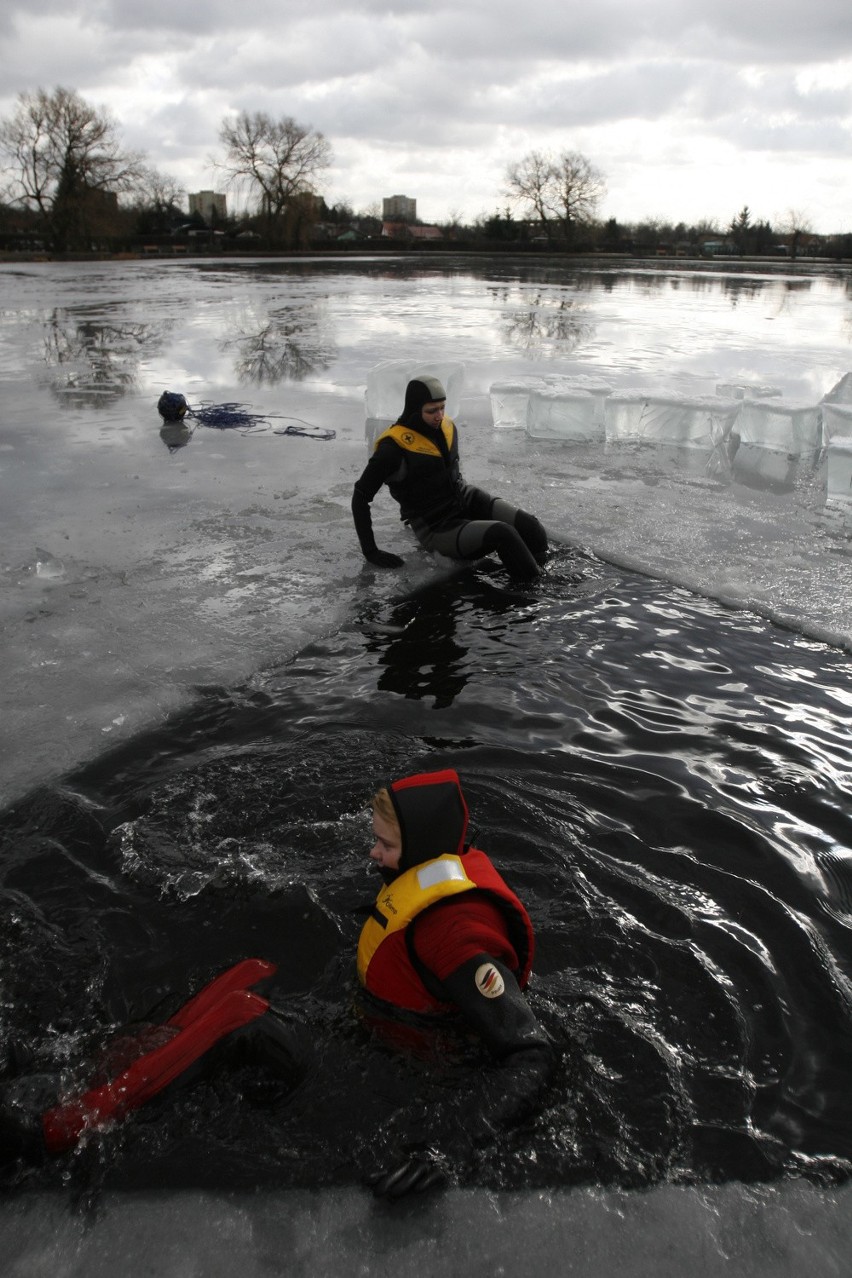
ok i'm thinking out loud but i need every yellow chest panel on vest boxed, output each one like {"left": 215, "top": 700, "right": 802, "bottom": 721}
{"left": 357, "top": 854, "right": 475, "bottom": 984}
{"left": 374, "top": 421, "right": 454, "bottom": 456}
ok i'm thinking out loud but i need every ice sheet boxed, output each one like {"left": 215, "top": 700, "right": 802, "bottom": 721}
{"left": 2, "top": 260, "right": 852, "bottom": 812}
{"left": 2, "top": 1183, "right": 851, "bottom": 1278}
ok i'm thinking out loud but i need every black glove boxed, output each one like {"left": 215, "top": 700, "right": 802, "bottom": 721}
{"left": 366, "top": 1150, "right": 446, "bottom": 1201}
{"left": 366, "top": 549, "right": 404, "bottom": 569}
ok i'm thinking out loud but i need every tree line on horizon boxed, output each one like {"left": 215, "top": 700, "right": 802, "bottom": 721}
{"left": 0, "top": 85, "right": 841, "bottom": 260}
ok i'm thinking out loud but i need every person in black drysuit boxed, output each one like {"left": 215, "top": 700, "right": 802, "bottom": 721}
{"left": 352, "top": 376, "right": 549, "bottom": 580}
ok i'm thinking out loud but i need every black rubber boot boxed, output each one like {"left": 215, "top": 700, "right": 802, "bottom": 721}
{"left": 482, "top": 524, "right": 541, "bottom": 580}
{"left": 514, "top": 510, "right": 549, "bottom": 564}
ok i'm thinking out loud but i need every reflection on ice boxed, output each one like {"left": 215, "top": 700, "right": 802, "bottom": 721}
{"left": 222, "top": 301, "right": 337, "bottom": 385}
{"left": 43, "top": 308, "right": 171, "bottom": 406}
{"left": 487, "top": 282, "right": 595, "bottom": 354}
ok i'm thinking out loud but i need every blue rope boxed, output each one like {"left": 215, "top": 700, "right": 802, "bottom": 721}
{"left": 274, "top": 420, "right": 337, "bottom": 441}
{"left": 157, "top": 392, "right": 336, "bottom": 440}
{"left": 188, "top": 402, "right": 272, "bottom": 432}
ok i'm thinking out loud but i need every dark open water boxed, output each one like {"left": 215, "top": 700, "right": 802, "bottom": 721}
{"left": 3, "top": 546, "right": 851, "bottom": 1198}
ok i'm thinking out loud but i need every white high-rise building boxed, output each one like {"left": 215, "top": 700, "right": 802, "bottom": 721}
{"left": 188, "top": 191, "right": 228, "bottom": 222}
{"left": 382, "top": 194, "right": 416, "bottom": 221}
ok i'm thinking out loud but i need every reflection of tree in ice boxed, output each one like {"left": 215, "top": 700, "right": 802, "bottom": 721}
{"left": 223, "top": 302, "right": 336, "bottom": 385}
{"left": 493, "top": 286, "right": 595, "bottom": 355}
{"left": 721, "top": 277, "right": 767, "bottom": 305}
{"left": 488, "top": 284, "right": 595, "bottom": 353}
{"left": 43, "top": 308, "right": 169, "bottom": 407}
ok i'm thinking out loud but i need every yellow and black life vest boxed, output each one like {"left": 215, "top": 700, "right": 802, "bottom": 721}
{"left": 357, "top": 849, "right": 534, "bottom": 1014}
{"left": 374, "top": 419, "right": 466, "bottom": 529}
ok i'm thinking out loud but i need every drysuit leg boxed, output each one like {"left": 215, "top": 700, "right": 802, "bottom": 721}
{"left": 490, "top": 499, "right": 549, "bottom": 563}
{"left": 207, "top": 1005, "right": 313, "bottom": 1091}
{"left": 8, "top": 960, "right": 279, "bottom": 1156}
{"left": 423, "top": 518, "right": 540, "bottom": 579}
{"left": 455, "top": 520, "right": 541, "bottom": 579}
{"left": 42, "top": 987, "right": 272, "bottom": 1153}
{"left": 460, "top": 488, "right": 549, "bottom": 566}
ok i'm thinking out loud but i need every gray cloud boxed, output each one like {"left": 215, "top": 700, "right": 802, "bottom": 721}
{"left": 1, "top": 0, "right": 851, "bottom": 229}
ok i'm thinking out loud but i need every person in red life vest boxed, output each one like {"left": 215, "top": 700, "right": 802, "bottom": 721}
{"left": 352, "top": 376, "right": 549, "bottom": 580}
{"left": 0, "top": 769, "right": 551, "bottom": 1203}
{"left": 358, "top": 768, "right": 554, "bottom": 1200}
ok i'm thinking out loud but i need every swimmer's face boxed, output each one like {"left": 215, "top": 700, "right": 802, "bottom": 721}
{"left": 420, "top": 399, "right": 446, "bottom": 426}
{"left": 370, "top": 809, "right": 402, "bottom": 871}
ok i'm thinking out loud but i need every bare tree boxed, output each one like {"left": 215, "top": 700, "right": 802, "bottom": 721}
{"left": 505, "top": 150, "right": 553, "bottom": 226}
{"left": 217, "top": 112, "right": 331, "bottom": 246}
{"left": 126, "top": 166, "right": 186, "bottom": 236}
{"left": 0, "top": 86, "right": 143, "bottom": 250}
{"left": 506, "top": 149, "right": 606, "bottom": 243}
{"left": 777, "top": 207, "right": 814, "bottom": 260}
{"left": 132, "top": 167, "right": 185, "bottom": 215}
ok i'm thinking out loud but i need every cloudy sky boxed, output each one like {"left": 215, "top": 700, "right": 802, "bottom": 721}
{"left": 2, "top": 0, "right": 852, "bottom": 233}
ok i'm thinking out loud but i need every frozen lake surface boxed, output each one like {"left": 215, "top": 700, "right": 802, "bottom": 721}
{"left": 1, "top": 256, "right": 851, "bottom": 804}
{"left": 1, "top": 256, "right": 852, "bottom": 1275}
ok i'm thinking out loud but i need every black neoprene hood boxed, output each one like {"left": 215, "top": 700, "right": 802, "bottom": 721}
{"left": 398, "top": 377, "right": 447, "bottom": 429}
{"left": 388, "top": 768, "right": 469, "bottom": 872}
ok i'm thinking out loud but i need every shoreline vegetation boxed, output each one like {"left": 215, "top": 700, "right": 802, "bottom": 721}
{"left": 2, "top": 247, "right": 851, "bottom": 278}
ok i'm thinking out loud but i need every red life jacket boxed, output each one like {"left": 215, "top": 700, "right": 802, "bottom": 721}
{"left": 358, "top": 848, "right": 535, "bottom": 1014}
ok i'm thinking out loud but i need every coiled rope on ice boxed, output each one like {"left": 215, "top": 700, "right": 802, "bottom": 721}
{"left": 156, "top": 391, "right": 336, "bottom": 440}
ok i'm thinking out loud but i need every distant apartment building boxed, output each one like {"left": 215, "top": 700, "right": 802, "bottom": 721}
{"left": 188, "top": 191, "right": 227, "bottom": 223}
{"left": 382, "top": 194, "right": 416, "bottom": 222}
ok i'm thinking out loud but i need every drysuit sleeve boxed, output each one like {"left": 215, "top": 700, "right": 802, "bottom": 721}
{"left": 367, "top": 955, "right": 554, "bottom": 1200}
{"left": 437, "top": 953, "right": 553, "bottom": 1134}
{"left": 352, "top": 440, "right": 405, "bottom": 568}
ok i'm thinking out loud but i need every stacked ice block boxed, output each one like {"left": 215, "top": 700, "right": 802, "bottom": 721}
{"left": 822, "top": 402, "right": 852, "bottom": 506}
{"left": 731, "top": 398, "right": 824, "bottom": 486}
{"left": 604, "top": 390, "right": 741, "bottom": 474}
{"left": 481, "top": 365, "right": 852, "bottom": 508}
{"left": 489, "top": 378, "right": 547, "bottom": 430}
{"left": 489, "top": 374, "right": 612, "bottom": 437}
{"left": 527, "top": 386, "right": 600, "bottom": 441}
{"left": 365, "top": 359, "right": 465, "bottom": 448}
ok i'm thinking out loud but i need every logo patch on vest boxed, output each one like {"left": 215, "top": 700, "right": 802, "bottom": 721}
{"left": 402, "top": 431, "right": 416, "bottom": 446}
{"left": 474, "top": 963, "right": 505, "bottom": 999}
